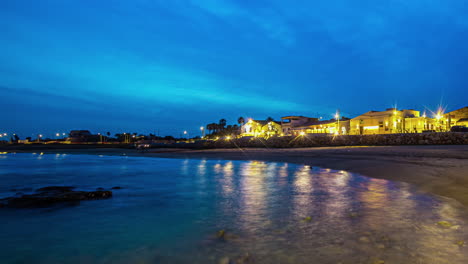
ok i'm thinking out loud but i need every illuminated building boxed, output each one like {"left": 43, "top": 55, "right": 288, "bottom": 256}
{"left": 350, "top": 108, "right": 437, "bottom": 135}
{"left": 240, "top": 119, "right": 282, "bottom": 137}
{"left": 444, "top": 106, "right": 468, "bottom": 129}
{"left": 290, "top": 118, "right": 350, "bottom": 135}
{"left": 280, "top": 116, "right": 318, "bottom": 135}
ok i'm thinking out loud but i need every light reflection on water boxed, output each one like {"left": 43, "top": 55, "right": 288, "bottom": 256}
{"left": 0, "top": 153, "right": 467, "bottom": 264}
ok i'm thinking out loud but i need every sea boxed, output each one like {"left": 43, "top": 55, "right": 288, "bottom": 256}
{"left": 0, "top": 152, "right": 467, "bottom": 263}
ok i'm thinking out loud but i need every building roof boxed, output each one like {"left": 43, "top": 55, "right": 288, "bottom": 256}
{"left": 291, "top": 119, "right": 349, "bottom": 129}
{"left": 446, "top": 106, "right": 468, "bottom": 114}
{"left": 251, "top": 120, "right": 281, "bottom": 126}
{"left": 281, "top": 115, "right": 311, "bottom": 120}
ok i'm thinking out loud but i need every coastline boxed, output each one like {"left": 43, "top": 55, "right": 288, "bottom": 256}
{"left": 5, "top": 145, "right": 468, "bottom": 207}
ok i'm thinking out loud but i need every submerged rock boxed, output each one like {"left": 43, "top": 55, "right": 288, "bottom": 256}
{"left": 36, "top": 186, "right": 75, "bottom": 192}
{"left": 359, "top": 236, "right": 371, "bottom": 243}
{"left": 0, "top": 186, "right": 112, "bottom": 208}
{"left": 437, "top": 221, "right": 453, "bottom": 228}
{"left": 215, "top": 229, "right": 239, "bottom": 241}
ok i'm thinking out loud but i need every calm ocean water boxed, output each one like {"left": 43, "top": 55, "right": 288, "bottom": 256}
{"left": 0, "top": 153, "right": 467, "bottom": 263}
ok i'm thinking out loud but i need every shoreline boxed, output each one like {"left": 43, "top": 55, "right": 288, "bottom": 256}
{"left": 5, "top": 145, "right": 468, "bottom": 207}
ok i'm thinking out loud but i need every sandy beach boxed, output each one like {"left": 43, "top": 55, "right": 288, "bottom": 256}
{"left": 7, "top": 145, "right": 468, "bottom": 207}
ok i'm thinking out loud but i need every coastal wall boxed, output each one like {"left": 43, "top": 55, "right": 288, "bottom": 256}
{"left": 203, "top": 132, "right": 468, "bottom": 148}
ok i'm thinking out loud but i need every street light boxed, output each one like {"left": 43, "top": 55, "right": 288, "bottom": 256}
{"left": 335, "top": 109, "right": 340, "bottom": 135}
{"left": 200, "top": 126, "right": 205, "bottom": 138}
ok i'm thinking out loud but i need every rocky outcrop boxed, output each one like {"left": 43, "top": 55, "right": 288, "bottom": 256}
{"left": 0, "top": 186, "right": 112, "bottom": 208}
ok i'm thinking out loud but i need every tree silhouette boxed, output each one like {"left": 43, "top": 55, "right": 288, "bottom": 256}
{"left": 266, "top": 117, "right": 274, "bottom": 122}
{"left": 238, "top": 117, "right": 245, "bottom": 126}
{"left": 219, "top": 119, "right": 227, "bottom": 129}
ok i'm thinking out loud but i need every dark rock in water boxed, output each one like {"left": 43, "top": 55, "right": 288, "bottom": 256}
{"left": 215, "top": 229, "right": 239, "bottom": 242}
{"left": 0, "top": 186, "right": 112, "bottom": 208}
{"left": 111, "top": 186, "right": 122, "bottom": 190}
{"left": 36, "top": 186, "right": 75, "bottom": 192}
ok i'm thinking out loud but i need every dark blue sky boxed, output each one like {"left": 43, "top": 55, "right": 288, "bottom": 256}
{"left": 1, "top": 0, "right": 467, "bottom": 137}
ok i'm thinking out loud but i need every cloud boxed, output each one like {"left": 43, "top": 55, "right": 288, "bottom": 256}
{"left": 186, "top": 0, "right": 295, "bottom": 46}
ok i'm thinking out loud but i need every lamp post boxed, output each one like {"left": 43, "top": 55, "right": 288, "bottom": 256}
{"left": 335, "top": 109, "right": 340, "bottom": 135}
{"left": 435, "top": 113, "right": 442, "bottom": 132}
{"left": 200, "top": 126, "right": 205, "bottom": 138}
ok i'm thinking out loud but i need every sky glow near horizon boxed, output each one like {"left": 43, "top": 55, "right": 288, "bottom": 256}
{"left": 1, "top": 0, "right": 467, "bottom": 137}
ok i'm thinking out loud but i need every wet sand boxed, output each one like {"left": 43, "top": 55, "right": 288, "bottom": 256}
{"left": 7, "top": 145, "right": 468, "bottom": 207}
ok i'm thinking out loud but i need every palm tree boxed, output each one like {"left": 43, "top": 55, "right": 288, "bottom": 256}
{"left": 238, "top": 117, "right": 245, "bottom": 126}
{"left": 219, "top": 119, "right": 227, "bottom": 130}
{"left": 207, "top": 123, "right": 216, "bottom": 134}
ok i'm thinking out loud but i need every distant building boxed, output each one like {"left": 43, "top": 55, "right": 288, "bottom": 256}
{"left": 68, "top": 130, "right": 92, "bottom": 143}
{"left": 240, "top": 119, "right": 282, "bottom": 138}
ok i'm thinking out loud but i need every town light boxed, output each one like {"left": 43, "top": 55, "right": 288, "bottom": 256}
{"left": 200, "top": 126, "right": 204, "bottom": 130}
{"left": 56, "top": 133, "right": 60, "bottom": 137}
{"left": 226, "top": 136, "right": 231, "bottom": 140}
{"left": 300, "top": 131, "right": 305, "bottom": 136}
{"left": 39, "top": 134, "right": 42, "bottom": 138}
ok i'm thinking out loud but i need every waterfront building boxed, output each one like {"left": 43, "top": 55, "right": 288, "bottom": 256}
{"left": 290, "top": 118, "right": 351, "bottom": 135}
{"left": 280, "top": 116, "right": 318, "bottom": 135}
{"left": 240, "top": 119, "right": 282, "bottom": 137}
{"left": 350, "top": 108, "right": 437, "bottom": 135}
{"left": 68, "top": 130, "right": 93, "bottom": 143}
{"left": 445, "top": 106, "right": 468, "bottom": 129}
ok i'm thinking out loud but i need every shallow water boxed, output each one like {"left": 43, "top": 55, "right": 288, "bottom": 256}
{"left": 0, "top": 153, "right": 467, "bottom": 264}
